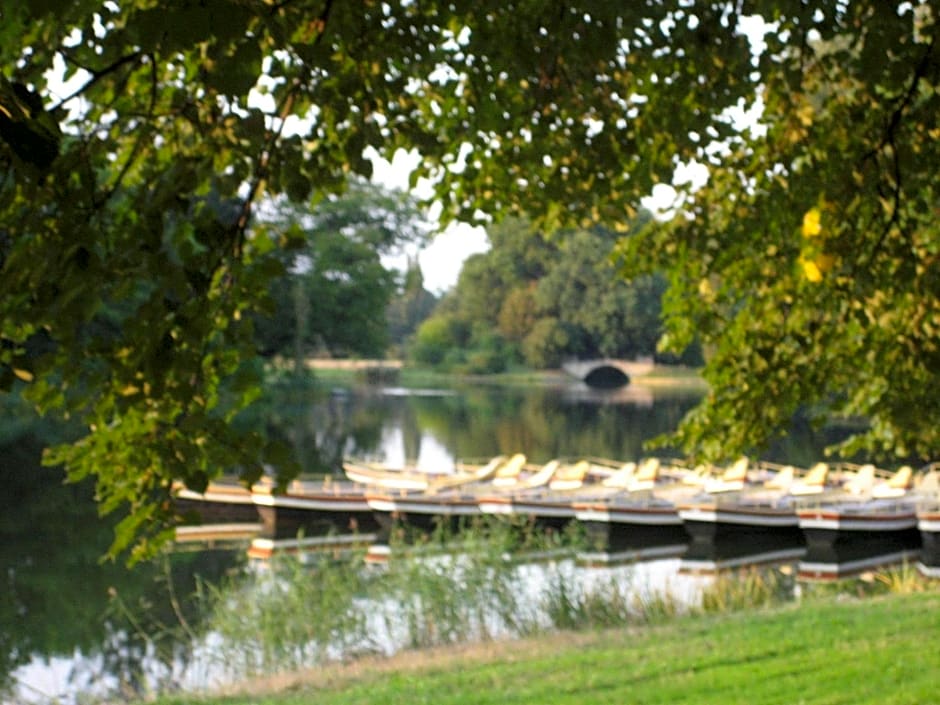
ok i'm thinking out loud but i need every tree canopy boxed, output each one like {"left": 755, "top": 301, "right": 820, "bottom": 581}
{"left": 1, "top": 1, "right": 937, "bottom": 557}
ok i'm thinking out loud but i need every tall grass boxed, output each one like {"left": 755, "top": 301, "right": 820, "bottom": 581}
{"left": 196, "top": 517, "right": 579, "bottom": 680}
{"left": 200, "top": 554, "right": 373, "bottom": 677}
{"left": 800, "top": 559, "right": 932, "bottom": 600}
{"left": 698, "top": 565, "right": 796, "bottom": 613}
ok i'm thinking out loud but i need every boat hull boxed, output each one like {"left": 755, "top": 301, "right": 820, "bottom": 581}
{"left": 918, "top": 510, "right": 940, "bottom": 577}
{"left": 571, "top": 496, "right": 688, "bottom": 564}
{"left": 478, "top": 492, "right": 576, "bottom": 530}
{"left": 797, "top": 502, "right": 921, "bottom": 580}
{"left": 252, "top": 482, "right": 380, "bottom": 538}
{"left": 366, "top": 490, "right": 485, "bottom": 533}
{"left": 677, "top": 499, "right": 804, "bottom": 552}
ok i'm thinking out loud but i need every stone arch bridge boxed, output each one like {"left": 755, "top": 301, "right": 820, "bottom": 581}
{"left": 561, "top": 357, "right": 655, "bottom": 389}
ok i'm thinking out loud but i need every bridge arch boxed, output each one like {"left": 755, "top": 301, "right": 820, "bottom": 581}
{"left": 583, "top": 365, "right": 630, "bottom": 389}
{"left": 561, "top": 357, "right": 654, "bottom": 389}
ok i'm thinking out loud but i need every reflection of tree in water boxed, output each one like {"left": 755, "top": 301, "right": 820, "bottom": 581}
{"left": 0, "top": 430, "right": 240, "bottom": 702}
{"left": 241, "top": 379, "right": 366, "bottom": 476}
{"left": 343, "top": 383, "right": 845, "bottom": 466}
{"left": 243, "top": 378, "right": 853, "bottom": 480}
{"left": 406, "top": 385, "right": 703, "bottom": 463}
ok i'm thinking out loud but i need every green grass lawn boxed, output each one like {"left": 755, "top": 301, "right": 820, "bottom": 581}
{"left": 161, "top": 591, "right": 940, "bottom": 705}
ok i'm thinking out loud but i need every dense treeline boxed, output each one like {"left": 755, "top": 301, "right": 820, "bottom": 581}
{"left": 407, "top": 217, "right": 701, "bottom": 373}
{"left": 253, "top": 196, "right": 690, "bottom": 376}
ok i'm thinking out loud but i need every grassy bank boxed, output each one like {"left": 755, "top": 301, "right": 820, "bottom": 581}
{"left": 160, "top": 589, "right": 939, "bottom": 705}
{"left": 289, "top": 359, "right": 707, "bottom": 392}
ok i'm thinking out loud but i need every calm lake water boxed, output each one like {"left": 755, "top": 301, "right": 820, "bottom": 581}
{"left": 2, "top": 376, "right": 846, "bottom": 704}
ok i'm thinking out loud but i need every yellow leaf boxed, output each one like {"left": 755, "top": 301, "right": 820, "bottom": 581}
{"left": 698, "top": 277, "right": 715, "bottom": 300}
{"left": 120, "top": 384, "right": 140, "bottom": 396}
{"left": 797, "top": 105, "right": 813, "bottom": 126}
{"left": 800, "top": 256, "right": 823, "bottom": 282}
{"left": 801, "top": 208, "right": 822, "bottom": 238}
{"left": 13, "top": 368, "right": 33, "bottom": 382}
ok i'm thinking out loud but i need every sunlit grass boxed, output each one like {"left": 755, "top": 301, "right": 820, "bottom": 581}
{"left": 158, "top": 591, "right": 940, "bottom": 705}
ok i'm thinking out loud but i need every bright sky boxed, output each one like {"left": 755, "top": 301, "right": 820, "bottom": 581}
{"left": 369, "top": 148, "right": 490, "bottom": 295}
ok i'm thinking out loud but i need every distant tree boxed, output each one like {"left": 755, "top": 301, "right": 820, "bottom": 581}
{"left": 253, "top": 181, "right": 428, "bottom": 366}
{"left": 411, "top": 216, "right": 670, "bottom": 370}
{"left": 387, "top": 258, "right": 439, "bottom": 353}
{"left": 520, "top": 317, "right": 577, "bottom": 369}
{"left": 497, "top": 284, "right": 538, "bottom": 344}
{"left": 409, "top": 314, "right": 469, "bottom": 367}
{"left": 533, "top": 227, "right": 666, "bottom": 361}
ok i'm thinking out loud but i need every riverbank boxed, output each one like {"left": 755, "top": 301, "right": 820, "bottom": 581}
{"left": 159, "top": 586, "right": 939, "bottom": 705}
{"left": 288, "top": 358, "right": 708, "bottom": 392}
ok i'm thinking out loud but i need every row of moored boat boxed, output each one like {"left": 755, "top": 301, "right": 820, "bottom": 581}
{"left": 175, "top": 454, "right": 940, "bottom": 578}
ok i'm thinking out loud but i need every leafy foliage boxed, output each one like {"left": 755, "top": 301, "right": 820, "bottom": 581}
{"left": 610, "top": 4, "right": 940, "bottom": 461}
{"left": 387, "top": 261, "right": 440, "bottom": 353}
{"left": 1, "top": 1, "right": 936, "bottom": 557}
{"left": 252, "top": 181, "right": 429, "bottom": 362}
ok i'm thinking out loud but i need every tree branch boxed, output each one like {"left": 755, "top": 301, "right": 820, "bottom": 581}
{"left": 98, "top": 55, "right": 159, "bottom": 207}
{"left": 861, "top": 40, "right": 933, "bottom": 264}
{"left": 231, "top": 0, "right": 334, "bottom": 255}
{"left": 51, "top": 51, "right": 144, "bottom": 112}
{"left": 232, "top": 82, "right": 299, "bottom": 258}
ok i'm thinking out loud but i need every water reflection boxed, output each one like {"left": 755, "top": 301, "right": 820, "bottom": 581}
{"left": 0, "top": 435, "right": 243, "bottom": 705}
{"left": 320, "top": 381, "right": 701, "bottom": 470}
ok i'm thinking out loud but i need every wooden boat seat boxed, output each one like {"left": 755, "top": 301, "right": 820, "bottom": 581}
{"left": 519, "top": 459, "right": 562, "bottom": 489}
{"left": 843, "top": 464, "right": 877, "bottom": 495}
{"left": 626, "top": 457, "right": 660, "bottom": 492}
{"left": 872, "top": 465, "right": 913, "bottom": 498}
{"left": 918, "top": 469, "right": 940, "bottom": 494}
{"left": 602, "top": 461, "right": 637, "bottom": 488}
{"left": 491, "top": 453, "right": 528, "bottom": 486}
{"left": 789, "top": 462, "right": 829, "bottom": 495}
{"left": 429, "top": 454, "right": 507, "bottom": 490}
{"left": 550, "top": 460, "right": 590, "bottom": 491}
{"left": 704, "top": 457, "right": 749, "bottom": 493}
{"left": 764, "top": 465, "right": 795, "bottom": 490}
{"left": 682, "top": 464, "right": 712, "bottom": 486}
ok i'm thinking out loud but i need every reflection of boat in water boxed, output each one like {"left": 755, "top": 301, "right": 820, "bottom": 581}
{"left": 247, "top": 531, "right": 378, "bottom": 564}
{"left": 251, "top": 477, "right": 381, "bottom": 538}
{"left": 680, "top": 536, "right": 806, "bottom": 574}
{"left": 174, "top": 521, "right": 263, "bottom": 548}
